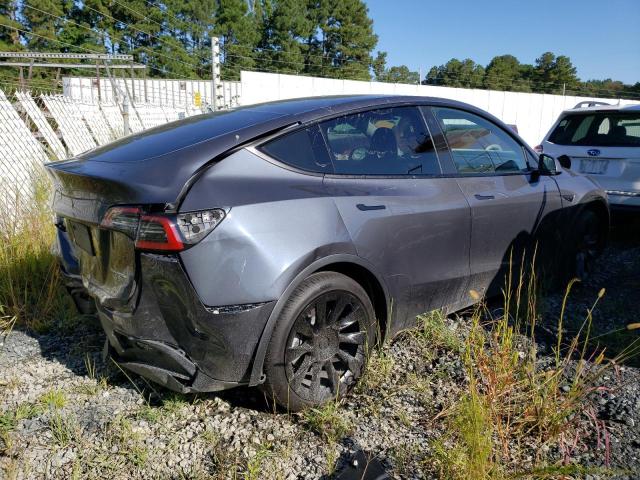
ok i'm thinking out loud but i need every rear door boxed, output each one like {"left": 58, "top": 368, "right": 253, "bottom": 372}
{"left": 320, "top": 106, "right": 471, "bottom": 329}
{"left": 429, "top": 106, "right": 563, "bottom": 297}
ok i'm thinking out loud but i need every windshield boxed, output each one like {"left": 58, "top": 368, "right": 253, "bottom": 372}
{"left": 548, "top": 111, "right": 640, "bottom": 147}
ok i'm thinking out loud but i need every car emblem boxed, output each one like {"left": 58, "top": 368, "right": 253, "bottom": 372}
{"left": 587, "top": 149, "right": 601, "bottom": 157}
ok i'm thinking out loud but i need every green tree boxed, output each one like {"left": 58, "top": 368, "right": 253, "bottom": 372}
{"left": 484, "top": 54, "right": 530, "bottom": 92}
{"left": 164, "top": 0, "right": 217, "bottom": 78}
{"left": 259, "top": 0, "right": 313, "bottom": 74}
{"left": 0, "top": 0, "right": 22, "bottom": 50}
{"left": 21, "top": 0, "right": 67, "bottom": 50}
{"left": 306, "top": 0, "right": 377, "bottom": 80}
{"left": 533, "top": 51, "right": 578, "bottom": 94}
{"left": 214, "top": 0, "right": 260, "bottom": 80}
{"left": 425, "top": 58, "right": 484, "bottom": 88}
{"left": 372, "top": 53, "right": 419, "bottom": 84}
{"left": 371, "top": 50, "right": 387, "bottom": 80}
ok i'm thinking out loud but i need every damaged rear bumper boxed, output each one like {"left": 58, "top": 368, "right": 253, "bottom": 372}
{"left": 57, "top": 226, "right": 275, "bottom": 392}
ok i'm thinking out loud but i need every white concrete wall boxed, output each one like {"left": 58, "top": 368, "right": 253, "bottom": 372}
{"left": 240, "top": 71, "right": 640, "bottom": 146}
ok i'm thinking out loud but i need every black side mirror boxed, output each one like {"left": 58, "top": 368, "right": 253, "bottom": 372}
{"left": 538, "top": 154, "right": 559, "bottom": 175}
{"left": 557, "top": 154, "right": 571, "bottom": 170}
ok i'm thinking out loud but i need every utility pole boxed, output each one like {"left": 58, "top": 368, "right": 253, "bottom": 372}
{"left": 211, "top": 36, "right": 221, "bottom": 111}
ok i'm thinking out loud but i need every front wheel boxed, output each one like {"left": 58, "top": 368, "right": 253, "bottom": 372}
{"left": 261, "top": 272, "right": 376, "bottom": 411}
{"left": 561, "top": 209, "right": 605, "bottom": 283}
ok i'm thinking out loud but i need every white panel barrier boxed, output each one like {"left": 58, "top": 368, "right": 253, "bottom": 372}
{"left": 100, "top": 102, "right": 125, "bottom": 138}
{"left": 78, "top": 102, "right": 116, "bottom": 145}
{"left": 42, "top": 95, "right": 97, "bottom": 156}
{"left": 0, "top": 89, "right": 49, "bottom": 209}
{"left": 15, "top": 91, "right": 67, "bottom": 161}
{"left": 240, "top": 71, "right": 640, "bottom": 146}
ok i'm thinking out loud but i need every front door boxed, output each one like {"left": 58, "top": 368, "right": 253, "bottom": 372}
{"left": 429, "top": 106, "right": 563, "bottom": 297}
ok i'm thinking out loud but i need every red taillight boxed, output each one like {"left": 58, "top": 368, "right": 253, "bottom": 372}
{"left": 135, "top": 215, "right": 184, "bottom": 251}
{"left": 100, "top": 206, "right": 184, "bottom": 252}
{"left": 100, "top": 206, "right": 225, "bottom": 253}
{"left": 534, "top": 144, "right": 543, "bottom": 154}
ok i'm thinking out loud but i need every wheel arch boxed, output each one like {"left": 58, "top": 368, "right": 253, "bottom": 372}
{"left": 248, "top": 254, "right": 390, "bottom": 386}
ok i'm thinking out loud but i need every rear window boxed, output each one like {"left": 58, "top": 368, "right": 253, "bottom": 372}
{"left": 81, "top": 108, "right": 285, "bottom": 163}
{"left": 548, "top": 111, "right": 640, "bottom": 147}
{"left": 259, "top": 126, "right": 333, "bottom": 173}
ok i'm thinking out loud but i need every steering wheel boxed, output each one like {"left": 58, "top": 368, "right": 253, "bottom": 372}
{"left": 485, "top": 144, "right": 503, "bottom": 151}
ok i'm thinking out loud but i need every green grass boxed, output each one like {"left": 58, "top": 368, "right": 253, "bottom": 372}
{"left": 413, "top": 310, "right": 462, "bottom": 354}
{"left": 39, "top": 389, "right": 67, "bottom": 410}
{"left": 0, "top": 402, "right": 44, "bottom": 452}
{"left": 0, "top": 178, "right": 75, "bottom": 332}
{"left": 48, "top": 411, "right": 79, "bottom": 447}
{"left": 431, "top": 256, "right": 637, "bottom": 479}
{"left": 300, "top": 400, "right": 351, "bottom": 444}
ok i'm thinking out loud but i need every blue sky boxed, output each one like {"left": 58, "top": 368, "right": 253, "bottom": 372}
{"left": 366, "top": 0, "right": 640, "bottom": 84}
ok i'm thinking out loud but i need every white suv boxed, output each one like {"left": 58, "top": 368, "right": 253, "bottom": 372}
{"left": 539, "top": 103, "right": 640, "bottom": 210}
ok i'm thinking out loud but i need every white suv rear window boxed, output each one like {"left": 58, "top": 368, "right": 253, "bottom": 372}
{"left": 548, "top": 112, "right": 640, "bottom": 147}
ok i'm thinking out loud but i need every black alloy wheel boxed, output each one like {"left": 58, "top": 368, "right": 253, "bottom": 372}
{"left": 285, "top": 291, "right": 368, "bottom": 403}
{"left": 261, "top": 272, "right": 376, "bottom": 411}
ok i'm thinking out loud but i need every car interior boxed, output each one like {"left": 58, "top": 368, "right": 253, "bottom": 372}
{"left": 321, "top": 107, "right": 440, "bottom": 175}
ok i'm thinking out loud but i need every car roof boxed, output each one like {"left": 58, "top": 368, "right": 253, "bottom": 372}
{"left": 238, "top": 94, "right": 476, "bottom": 121}
{"left": 74, "top": 94, "right": 494, "bottom": 165}
{"left": 562, "top": 103, "right": 640, "bottom": 114}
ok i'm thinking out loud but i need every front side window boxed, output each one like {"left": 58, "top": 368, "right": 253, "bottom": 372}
{"left": 319, "top": 107, "right": 440, "bottom": 175}
{"left": 259, "top": 126, "right": 332, "bottom": 173}
{"left": 433, "top": 107, "right": 529, "bottom": 174}
{"left": 549, "top": 112, "right": 640, "bottom": 147}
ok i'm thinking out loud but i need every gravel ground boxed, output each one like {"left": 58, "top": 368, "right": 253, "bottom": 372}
{"left": 1, "top": 215, "right": 639, "bottom": 479}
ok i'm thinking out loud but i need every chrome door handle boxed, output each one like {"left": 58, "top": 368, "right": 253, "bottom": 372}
{"left": 474, "top": 194, "right": 495, "bottom": 200}
{"left": 356, "top": 203, "right": 386, "bottom": 211}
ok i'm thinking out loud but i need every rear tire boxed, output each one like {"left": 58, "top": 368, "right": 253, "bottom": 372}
{"left": 261, "top": 272, "right": 376, "bottom": 412}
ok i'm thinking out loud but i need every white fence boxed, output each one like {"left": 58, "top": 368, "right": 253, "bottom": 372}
{"left": 240, "top": 71, "right": 640, "bottom": 146}
{"left": 63, "top": 77, "right": 242, "bottom": 112}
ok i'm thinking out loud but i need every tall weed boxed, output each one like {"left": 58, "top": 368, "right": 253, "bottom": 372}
{"left": 434, "top": 252, "right": 639, "bottom": 479}
{"left": 0, "top": 179, "right": 73, "bottom": 332}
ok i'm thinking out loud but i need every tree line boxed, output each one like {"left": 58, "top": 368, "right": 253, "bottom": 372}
{"left": 0, "top": 0, "right": 638, "bottom": 99}
{"left": 422, "top": 53, "right": 640, "bottom": 99}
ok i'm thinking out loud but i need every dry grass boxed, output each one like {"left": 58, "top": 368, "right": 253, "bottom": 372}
{"left": 0, "top": 180, "right": 74, "bottom": 332}
{"left": 432, "top": 252, "right": 640, "bottom": 479}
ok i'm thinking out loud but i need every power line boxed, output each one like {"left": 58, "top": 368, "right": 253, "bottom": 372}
{"left": 0, "top": 21, "right": 201, "bottom": 82}
{"left": 75, "top": 3, "right": 210, "bottom": 71}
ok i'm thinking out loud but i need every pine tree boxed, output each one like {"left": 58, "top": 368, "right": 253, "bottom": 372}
{"left": 484, "top": 55, "right": 530, "bottom": 92}
{"left": 319, "top": 0, "right": 377, "bottom": 80}
{"left": 0, "top": 0, "right": 22, "bottom": 50}
{"left": 214, "top": 0, "right": 260, "bottom": 80}
{"left": 165, "top": 0, "right": 217, "bottom": 78}
{"left": 22, "top": 0, "right": 66, "bottom": 50}
{"left": 260, "top": 0, "right": 312, "bottom": 74}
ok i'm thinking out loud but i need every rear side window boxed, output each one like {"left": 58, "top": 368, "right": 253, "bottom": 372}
{"left": 433, "top": 107, "right": 529, "bottom": 174}
{"left": 319, "top": 106, "right": 441, "bottom": 175}
{"left": 260, "top": 126, "right": 333, "bottom": 173}
{"left": 549, "top": 112, "right": 640, "bottom": 147}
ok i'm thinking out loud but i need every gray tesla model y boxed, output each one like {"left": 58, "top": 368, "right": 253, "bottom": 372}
{"left": 47, "top": 95, "right": 609, "bottom": 411}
